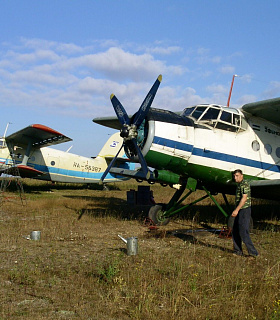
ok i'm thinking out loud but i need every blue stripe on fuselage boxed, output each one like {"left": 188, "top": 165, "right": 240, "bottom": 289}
{"left": 153, "top": 136, "right": 193, "bottom": 153}
{"left": 14, "top": 161, "right": 135, "bottom": 180}
{"left": 153, "top": 136, "right": 280, "bottom": 173}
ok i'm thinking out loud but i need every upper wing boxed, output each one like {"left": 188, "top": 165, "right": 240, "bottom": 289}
{"left": 241, "top": 97, "right": 280, "bottom": 125}
{"left": 6, "top": 124, "right": 72, "bottom": 150}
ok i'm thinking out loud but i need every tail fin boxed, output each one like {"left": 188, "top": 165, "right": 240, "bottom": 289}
{"left": 97, "top": 132, "right": 125, "bottom": 158}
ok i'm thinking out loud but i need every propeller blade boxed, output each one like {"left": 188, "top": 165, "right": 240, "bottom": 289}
{"left": 99, "top": 143, "right": 124, "bottom": 183}
{"left": 131, "top": 138, "right": 150, "bottom": 180}
{"left": 133, "top": 74, "right": 162, "bottom": 128}
{"left": 110, "top": 94, "right": 130, "bottom": 125}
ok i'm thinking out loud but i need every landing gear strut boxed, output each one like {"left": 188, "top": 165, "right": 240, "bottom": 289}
{"left": 148, "top": 177, "right": 230, "bottom": 226}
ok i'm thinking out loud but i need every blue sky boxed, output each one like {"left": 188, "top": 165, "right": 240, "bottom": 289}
{"left": 0, "top": 1, "right": 280, "bottom": 157}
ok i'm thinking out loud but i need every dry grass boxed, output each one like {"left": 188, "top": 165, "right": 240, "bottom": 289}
{"left": 0, "top": 179, "right": 280, "bottom": 319}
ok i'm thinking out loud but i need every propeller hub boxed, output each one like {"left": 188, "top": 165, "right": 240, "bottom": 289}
{"left": 120, "top": 124, "right": 138, "bottom": 141}
{"left": 120, "top": 126, "right": 129, "bottom": 138}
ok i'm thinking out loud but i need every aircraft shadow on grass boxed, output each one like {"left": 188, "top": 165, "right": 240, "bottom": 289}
{"left": 63, "top": 196, "right": 232, "bottom": 223}
{"left": 63, "top": 195, "right": 280, "bottom": 232}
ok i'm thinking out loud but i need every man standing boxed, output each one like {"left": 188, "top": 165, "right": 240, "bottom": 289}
{"left": 231, "top": 169, "right": 258, "bottom": 257}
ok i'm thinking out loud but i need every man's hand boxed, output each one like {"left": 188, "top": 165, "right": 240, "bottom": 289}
{"left": 232, "top": 194, "right": 247, "bottom": 217}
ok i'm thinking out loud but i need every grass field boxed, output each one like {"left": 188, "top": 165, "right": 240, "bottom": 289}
{"left": 0, "top": 179, "right": 280, "bottom": 319}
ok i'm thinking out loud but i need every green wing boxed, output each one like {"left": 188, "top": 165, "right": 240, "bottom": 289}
{"left": 242, "top": 97, "right": 280, "bottom": 125}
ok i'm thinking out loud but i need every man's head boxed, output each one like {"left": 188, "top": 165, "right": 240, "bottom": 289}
{"left": 233, "top": 169, "right": 243, "bottom": 183}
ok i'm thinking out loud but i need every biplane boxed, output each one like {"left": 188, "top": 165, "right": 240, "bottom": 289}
{"left": 0, "top": 124, "right": 133, "bottom": 184}
{"left": 93, "top": 75, "right": 280, "bottom": 225}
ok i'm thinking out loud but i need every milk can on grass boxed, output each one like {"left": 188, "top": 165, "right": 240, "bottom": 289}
{"left": 30, "top": 231, "right": 41, "bottom": 240}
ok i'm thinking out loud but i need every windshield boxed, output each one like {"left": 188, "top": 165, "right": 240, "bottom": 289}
{"left": 182, "top": 104, "right": 247, "bottom": 132}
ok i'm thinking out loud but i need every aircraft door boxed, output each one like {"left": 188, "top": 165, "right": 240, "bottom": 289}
{"left": 168, "top": 125, "right": 194, "bottom": 170}
{"left": 173, "top": 125, "right": 194, "bottom": 159}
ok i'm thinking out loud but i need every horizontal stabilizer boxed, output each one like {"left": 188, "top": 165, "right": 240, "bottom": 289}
{"left": 93, "top": 116, "right": 130, "bottom": 130}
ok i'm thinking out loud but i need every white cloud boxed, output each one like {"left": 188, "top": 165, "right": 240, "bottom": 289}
{"left": 239, "top": 74, "right": 253, "bottom": 83}
{"left": 147, "top": 46, "right": 182, "bottom": 55}
{"left": 153, "top": 85, "right": 206, "bottom": 112}
{"left": 219, "top": 65, "right": 235, "bottom": 74}
{"left": 263, "top": 81, "right": 280, "bottom": 98}
{"left": 0, "top": 38, "right": 253, "bottom": 119}
{"left": 194, "top": 47, "right": 221, "bottom": 65}
{"left": 13, "top": 49, "right": 61, "bottom": 64}
{"left": 237, "top": 94, "right": 257, "bottom": 106}
{"left": 206, "top": 84, "right": 228, "bottom": 94}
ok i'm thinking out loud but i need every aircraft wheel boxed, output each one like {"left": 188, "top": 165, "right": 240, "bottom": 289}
{"left": 148, "top": 205, "right": 170, "bottom": 226}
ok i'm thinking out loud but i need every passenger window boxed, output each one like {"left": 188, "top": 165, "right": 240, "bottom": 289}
{"left": 252, "top": 140, "right": 260, "bottom": 151}
{"left": 264, "top": 144, "right": 272, "bottom": 155}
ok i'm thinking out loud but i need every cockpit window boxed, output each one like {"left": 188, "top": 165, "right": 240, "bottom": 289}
{"left": 191, "top": 106, "right": 207, "bottom": 120}
{"left": 181, "top": 107, "right": 195, "bottom": 117}
{"left": 182, "top": 104, "right": 247, "bottom": 133}
{"left": 220, "top": 111, "right": 232, "bottom": 123}
{"left": 200, "top": 108, "right": 220, "bottom": 121}
{"left": 233, "top": 114, "right": 240, "bottom": 126}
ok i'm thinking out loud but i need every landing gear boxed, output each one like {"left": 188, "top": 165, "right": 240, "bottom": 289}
{"left": 148, "top": 178, "right": 230, "bottom": 226}
{"left": 148, "top": 205, "right": 170, "bottom": 226}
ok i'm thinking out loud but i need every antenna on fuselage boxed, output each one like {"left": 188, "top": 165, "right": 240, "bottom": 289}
{"left": 3, "top": 122, "right": 12, "bottom": 138}
{"left": 227, "top": 75, "right": 238, "bottom": 107}
{"left": 66, "top": 145, "right": 73, "bottom": 153}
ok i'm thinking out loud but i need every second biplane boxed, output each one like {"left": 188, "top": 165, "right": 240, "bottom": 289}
{"left": 0, "top": 124, "right": 133, "bottom": 184}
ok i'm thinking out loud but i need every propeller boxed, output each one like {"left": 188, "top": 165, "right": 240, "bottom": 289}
{"left": 100, "top": 75, "right": 162, "bottom": 183}
{"left": 100, "top": 141, "right": 124, "bottom": 183}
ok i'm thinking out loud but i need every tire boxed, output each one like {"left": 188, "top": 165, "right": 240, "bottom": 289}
{"left": 148, "top": 205, "right": 170, "bottom": 226}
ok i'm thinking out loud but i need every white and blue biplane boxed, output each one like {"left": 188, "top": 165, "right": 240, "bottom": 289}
{"left": 0, "top": 124, "right": 133, "bottom": 184}
{"left": 94, "top": 75, "right": 280, "bottom": 225}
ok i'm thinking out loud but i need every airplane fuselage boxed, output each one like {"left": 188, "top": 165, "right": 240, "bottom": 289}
{"left": 137, "top": 105, "right": 280, "bottom": 195}
{"left": 0, "top": 132, "right": 132, "bottom": 183}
